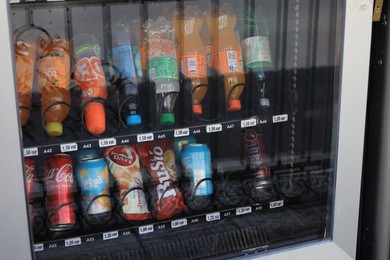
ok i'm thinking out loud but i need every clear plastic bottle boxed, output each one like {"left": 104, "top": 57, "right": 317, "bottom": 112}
{"left": 37, "top": 31, "right": 71, "bottom": 136}
{"left": 206, "top": 3, "right": 245, "bottom": 112}
{"left": 73, "top": 34, "right": 108, "bottom": 135}
{"left": 145, "top": 17, "right": 180, "bottom": 126}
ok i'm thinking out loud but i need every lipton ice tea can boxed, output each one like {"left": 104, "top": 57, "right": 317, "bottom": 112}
{"left": 75, "top": 158, "right": 112, "bottom": 225}
{"left": 44, "top": 154, "right": 76, "bottom": 231}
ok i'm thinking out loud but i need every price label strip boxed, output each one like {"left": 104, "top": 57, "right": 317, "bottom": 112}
{"left": 174, "top": 128, "right": 190, "bottom": 137}
{"left": 241, "top": 118, "right": 257, "bottom": 128}
{"left": 33, "top": 244, "right": 44, "bottom": 252}
{"left": 272, "top": 114, "right": 288, "bottom": 123}
{"left": 60, "top": 143, "right": 78, "bottom": 153}
{"left": 206, "top": 212, "right": 221, "bottom": 222}
{"left": 139, "top": 225, "right": 154, "bottom": 235}
{"left": 99, "top": 138, "right": 116, "bottom": 148}
{"left": 171, "top": 218, "right": 188, "bottom": 229}
{"left": 206, "top": 124, "right": 222, "bottom": 133}
{"left": 236, "top": 206, "right": 252, "bottom": 216}
{"left": 64, "top": 237, "right": 81, "bottom": 247}
{"left": 269, "top": 200, "right": 284, "bottom": 209}
{"left": 103, "top": 231, "right": 118, "bottom": 241}
{"left": 24, "top": 147, "right": 38, "bottom": 157}
{"left": 137, "top": 133, "right": 154, "bottom": 143}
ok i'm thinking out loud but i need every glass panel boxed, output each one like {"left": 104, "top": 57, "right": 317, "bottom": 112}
{"left": 9, "top": 0, "right": 341, "bottom": 258}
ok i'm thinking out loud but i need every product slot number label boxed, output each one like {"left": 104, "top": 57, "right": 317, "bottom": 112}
{"left": 272, "top": 114, "right": 288, "bottom": 123}
{"left": 33, "top": 244, "right": 44, "bottom": 252}
{"left": 137, "top": 133, "right": 154, "bottom": 143}
{"left": 171, "top": 218, "right": 188, "bottom": 228}
{"left": 99, "top": 138, "right": 116, "bottom": 148}
{"left": 206, "top": 212, "right": 221, "bottom": 222}
{"left": 64, "top": 237, "right": 81, "bottom": 247}
{"left": 241, "top": 118, "right": 257, "bottom": 128}
{"left": 139, "top": 225, "right": 154, "bottom": 234}
{"left": 24, "top": 147, "right": 38, "bottom": 157}
{"left": 103, "top": 231, "right": 118, "bottom": 240}
{"left": 206, "top": 124, "right": 222, "bottom": 133}
{"left": 174, "top": 128, "right": 190, "bottom": 137}
{"left": 269, "top": 200, "right": 284, "bottom": 209}
{"left": 60, "top": 143, "right": 78, "bottom": 153}
{"left": 236, "top": 206, "right": 252, "bottom": 216}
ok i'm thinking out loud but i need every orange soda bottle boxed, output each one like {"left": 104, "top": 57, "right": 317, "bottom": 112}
{"left": 15, "top": 38, "right": 36, "bottom": 126}
{"left": 175, "top": 6, "right": 208, "bottom": 115}
{"left": 206, "top": 3, "right": 245, "bottom": 112}
{"left": 37, "top": 32, "right": 71, "bottom": 136}
{"left": 73, "top": 34, "right": 108, "bottom": 135}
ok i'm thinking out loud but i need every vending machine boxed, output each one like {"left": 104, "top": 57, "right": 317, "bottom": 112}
{"left": 0, "top": 0, "right": 372, "bottom": 259}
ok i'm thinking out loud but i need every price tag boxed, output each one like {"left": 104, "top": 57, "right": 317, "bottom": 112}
{"left": 269, "top": 200, "right": 284, "bottom": 209}
{"left": 241, "top": 118, "right": 257, "bottom": 128}
{"left": 60, "top": 143, "right": 78, "bottom": 153}
{"left": 171, "top": 218, "right": 188, "bottom": 228}
{"left": 206, "top": 124, "right": 222, "bottom": 133}
{"left": 99, "top": 138, "right": 116, "bottom": 148}
{"left": 272, "top": 114, "right": 288, "bottom": 123}
{"left": 236, "top": 206, "right": 252, "bottom": 216}
{"left": 9, "top": 0, "right": 20, "bottom": 3}
{"left": 24, "top": 147, "right": 38, "bottom": 157}
{"left": 103, "top": 231, "right": 118, "bottom": 241}
{"left": 206, "top": 212, "right": 221, "bottom": 222}
{"left": 33, "top": 244, "right": 44, "bottom": 252}
{"left": 64, "top": 237, "right": 81, "bottom": 247}
{"left": 139, "top": 225, "right": 154, "bottom": 234}
{"left": 137, "top": 133, "right": 154, "bottom": 143}
{"left": 174, "top": 128, "right": 190, "bottom": 137}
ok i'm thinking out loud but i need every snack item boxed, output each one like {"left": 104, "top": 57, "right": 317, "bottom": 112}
{"left": 136, "top": 140, "right": 185, "bottom": 220}
{"left": 105, "top": 145, "right": 152, "bottom": 221}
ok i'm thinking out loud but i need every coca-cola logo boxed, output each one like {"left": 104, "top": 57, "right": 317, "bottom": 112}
{"left": 46, "top": 164, "right": 73, "bottom": 183}
{"left": 108, "top": 147, "right": 136, "bottom": 167}
{"left": 25, "top": 165, "right": 35, "bottom": 183}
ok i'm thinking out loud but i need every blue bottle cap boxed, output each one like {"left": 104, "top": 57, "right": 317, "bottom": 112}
{"left": 126, "top": 114, "right": 142, "bottom": 126}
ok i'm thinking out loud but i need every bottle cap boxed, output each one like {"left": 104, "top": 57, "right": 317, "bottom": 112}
{"left": 46, "top": 122, "right": 63, "bottom": 136}
{"left": 160, "top": 113, "right": 175, "bottom": 126}
{"left": 126, "top": 114, "right": 142, "bottom": 126}
{"left": 85, "top": 102, "right": 106, "bottom": 135}
{"left": 229, "top": 100, "right": 241, "bottom": 111}
{"left": 192, "top": 104, "right": 203, "bottom": 115}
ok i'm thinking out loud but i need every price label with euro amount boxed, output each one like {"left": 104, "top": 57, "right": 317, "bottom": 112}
{"left": 236, "top": 206, "right": 252, "bottom": 216}
{"left": 206, "top": 124, "right": 222, "bottom": 133}
{"left": 33, "top": 244, "right": 44, "bottom": 252}
{"left": 272, "top": 114, "right": 288, "bottom": 123}
{"left": 99, "top": 138, "right": 116, "bottom": 148}
{"left": 171, "top": 218, "right": 188, "bottom": 228}
{"left": 241, "top": 118, "right": 257, "bottom": 128}
{"left": 206, "top": 212, "right": 221, "bottom": 222}
{"left": 64, "top": 237, "right": 81, "bottom": 247}
{"left": 60, "top": 143, "right": 78, "bottom": 153}
{"left": 139, "top": 225, "right": 154, "bottom": 234}
{"left": 174, "top": 128, "right": 190, "bottom": 137}
{"left": 103, "top": 231, "right": 118, "bottom": 240}
{"left": 269, "top": 200, "right": 284, "bottom": 209}
{"left": 24, "top": 147, "right": 38, "bottom": 157}
{"left": 137, "top": 133, "right": 154, "bottom": 143}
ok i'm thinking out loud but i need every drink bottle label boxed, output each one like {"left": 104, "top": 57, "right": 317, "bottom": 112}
{"left": 204, "top": 44, "right": 213, "bottom": 68}
{"left": 242, "top": 36, "right": 272, "bottom": 68}
{"left": 148, "top": 38, "right": 176, "bottom": 59}
{"left": 132, "top": 46, "right": 143, "bottom": 77}
{"left": 213, "top": 50, "right": 244, "bottom": 74}
{"left": 112, "top": 44, "right": 137, "bottom": 79}
{"left": 180, "top": 54, "right": 207, "bottom": 78}
{"left": 15, "top": 54, "right": 34, "bottom": 94}
{"left": 38, "top": 52, "right": 70, "bottom": 89}
{"left": 148, "top": 57, "right": 179, "bottom": 81}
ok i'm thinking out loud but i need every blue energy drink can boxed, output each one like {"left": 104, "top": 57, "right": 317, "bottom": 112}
{"left": 75, "top": 158, "right": 112, "bottom": 216}
{"left": 181, "top": 144, "right": 213, "bottom": 196}
{"left": 174, "top": 136, "right": 196, "bottom": 161}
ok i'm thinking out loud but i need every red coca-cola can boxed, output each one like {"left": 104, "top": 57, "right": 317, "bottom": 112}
{"left": 25, "top": 158, "right": 36, "bottom": 203}
{"left": 44, "top": 154, "right": 76, "bottom": 231}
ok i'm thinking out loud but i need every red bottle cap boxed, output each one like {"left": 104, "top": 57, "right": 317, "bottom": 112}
{"left": 193, "top": 104, "right": 203, "bottom": 115}
{"left": 228, "top": 100, "right": 241, "bottom": 111}
{"left": 84, "top": 102, "right": 106, "bottom": 135}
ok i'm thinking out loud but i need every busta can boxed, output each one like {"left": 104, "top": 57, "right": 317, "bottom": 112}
{"left": 181, "top": 144, "right": 213, "bottom": 196}
{"left": 76, "top": 158, "right": 111, "bottom": 217}
{"left": 44, "top": 154, "right": 76, "bottom": 231}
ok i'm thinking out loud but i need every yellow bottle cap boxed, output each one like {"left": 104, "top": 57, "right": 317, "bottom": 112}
{"left": 46, "top": 122, "right": 63, "bottom": 136}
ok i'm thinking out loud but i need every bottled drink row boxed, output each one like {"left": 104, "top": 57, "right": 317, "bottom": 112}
{"left": 15, "top": 3, "right": 273, "bottom": 137}
{"left": 25, "top": 128, "right": 273, "bottom": 233}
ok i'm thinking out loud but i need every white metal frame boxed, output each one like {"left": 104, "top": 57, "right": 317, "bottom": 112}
{"left": 0, "top": 0, "right": 373, "bottom": 259}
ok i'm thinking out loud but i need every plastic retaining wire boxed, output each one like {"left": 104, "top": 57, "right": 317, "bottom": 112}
{"left": 84, "top": 194, "right": 113, "bottom": 226}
